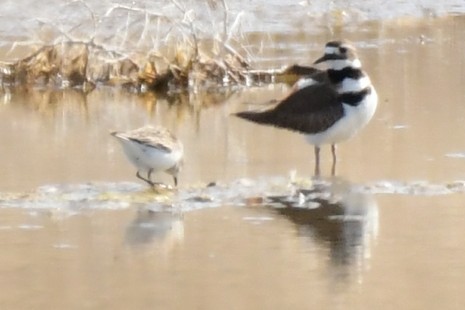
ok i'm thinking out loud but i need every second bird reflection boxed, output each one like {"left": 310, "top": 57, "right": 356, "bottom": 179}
{"left": 267, "top": 177, "right": 379, "bottom": 278}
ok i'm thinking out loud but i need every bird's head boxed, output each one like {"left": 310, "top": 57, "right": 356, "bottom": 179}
{"left": 314, "top": 41, "right": 361, "bottom": 70}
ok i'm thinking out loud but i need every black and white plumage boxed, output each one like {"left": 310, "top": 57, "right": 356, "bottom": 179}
{"left": 235, "top": 40, "right": 378, "bottom": 176}
{"left": 111, "top": 126, "right": 183, "bottom": 187}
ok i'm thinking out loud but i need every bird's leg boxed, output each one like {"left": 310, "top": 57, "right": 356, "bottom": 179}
{"left": 314, "top": 146, "right": 321, "bottom": 177}
{"left": 146, "top": 169, "right": 170, "bottom": 189}
{"left": 331, "top": 144, "right": 337, "bottom": 176}
{"left": 136, "top": 170, "right": 154, "bottom": 186}
{"left": 173, "top": 176, "right": 178, "bottom": 187}
{"left": 147, "top": 169, "right": 153, "bottom": 183}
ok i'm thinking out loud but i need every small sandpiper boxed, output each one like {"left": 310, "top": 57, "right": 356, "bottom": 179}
{"left": 235, "top": 40, "right": 378, "bottom": 176}
{"left": 111, "top": 125, "right": 183, "bottom": 187}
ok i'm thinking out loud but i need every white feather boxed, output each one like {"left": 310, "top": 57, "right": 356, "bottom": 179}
{"left": 341, "top": 76, "right": 371, "bottom": 93}
{"left": 325, "top": 46, "right": 338, "bottom": 54}
{"left": 327, "top": 59, "right": 361, "bottom": 70}
{"left": 115, "top": 138, "right": 183, "bottom": 174}
{"left": 294, "top": 77, "right": 318, "bottom": 90}
{"left": 305, "top": 87, "right": 378, "bottom": 146}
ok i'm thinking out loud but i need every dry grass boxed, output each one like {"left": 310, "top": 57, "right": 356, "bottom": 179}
{"left": 0, "top": 0, "right": 308, "bottom": 93}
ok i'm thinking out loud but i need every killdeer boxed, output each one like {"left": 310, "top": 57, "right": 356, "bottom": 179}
{"left": 111, "top": 125, "right": 183, "bottom": 187}
{"left": 235, "top": 40, "right": 378, "bottom": 176}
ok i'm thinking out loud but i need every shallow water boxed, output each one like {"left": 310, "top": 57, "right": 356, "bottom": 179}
{"left": 2, "top": 8, "right": 465, "bottom": 310}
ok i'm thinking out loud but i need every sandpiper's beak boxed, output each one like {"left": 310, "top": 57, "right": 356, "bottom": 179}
{"left": 313, "top": 53, "right": 344, "bottom": 64}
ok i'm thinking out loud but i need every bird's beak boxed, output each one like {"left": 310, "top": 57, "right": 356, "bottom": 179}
{"left": 313, "top": 53, "right": 344, "bottom": 64}
{"left": 313, "top": 54, "right": 329, "bottom": 64}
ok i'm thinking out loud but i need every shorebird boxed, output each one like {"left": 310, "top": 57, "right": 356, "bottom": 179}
{"left": 235, "top": 40, "right": 378, "bottom": 176}
{"left": 111, "top": 125, "right": 183, "bottom": 187}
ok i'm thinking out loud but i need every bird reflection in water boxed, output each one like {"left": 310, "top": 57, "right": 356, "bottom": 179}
{"left": 268, "top": 177, "right": 379, "bottom": 283}
{"left": 125, "top": 208, "right": 184, "bottom": 252}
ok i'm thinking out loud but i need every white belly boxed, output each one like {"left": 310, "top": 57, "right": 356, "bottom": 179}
{"left": 120, "top": 141, "right": 183, "bottom": 173}
{"left": 305, "top": 89, "right": 378, "bottom": 146}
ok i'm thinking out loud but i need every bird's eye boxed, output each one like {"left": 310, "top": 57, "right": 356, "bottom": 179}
{"left": 339, "top": 47, "right": 347, "bottom": 53}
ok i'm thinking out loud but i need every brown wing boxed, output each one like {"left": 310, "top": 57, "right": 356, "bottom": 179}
{"left": 129, "top": 137, "right": 173, "bottom": 153}
{"left": 236, "top": 81, "right": 343, "bottom": 134}
{"left": 115, "top": 126, "right": 181, "bottom": 153}
{"left": 275, "top": 76, "right": 338, "bottom": 112}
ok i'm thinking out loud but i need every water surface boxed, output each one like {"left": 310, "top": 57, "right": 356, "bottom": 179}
{"left": 1, "top": 9, "right": 465, "bottom": 310}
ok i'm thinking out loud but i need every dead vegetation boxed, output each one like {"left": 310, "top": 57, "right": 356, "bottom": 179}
{"left": 0, "top": 0, "right": 309, "bottom": 94}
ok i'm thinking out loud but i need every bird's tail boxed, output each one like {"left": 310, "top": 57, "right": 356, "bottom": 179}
{"left": 234, "top": 110, "right": 276, "bottom": 126}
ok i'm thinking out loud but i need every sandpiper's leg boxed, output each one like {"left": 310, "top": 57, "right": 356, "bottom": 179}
{"left": 137, "top": 170, "right": 154, "bottom": 186}
{"left": 145, "top": 169, "right": 170, "bottom": 189}
{"left": 314, "top": 146, "right": 321, "bottom": 177}
{"left": 149, "top": 169, "right": 166, "bottom": 188}
{"left": 331, "top": 144, "right": 337, "bottom": 176}
{"left": 136, "top": 170, "right": 146, "bottom": 182}
{"left": 173, "top": 176, "right": 178, "bottom": 187}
